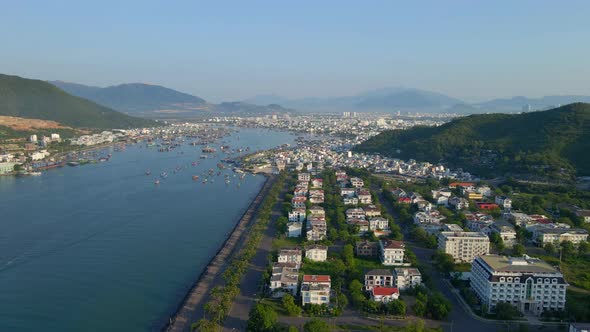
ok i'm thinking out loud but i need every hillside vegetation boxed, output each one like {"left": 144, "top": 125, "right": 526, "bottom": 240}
{"left": 0, "top": 74, "right": 157, "bottom": 129}
{"left": 355, "top": 103, "right": 590, "bottom": 179}
{"left": 50, "top": 81, "right": 209, "bottom": 114}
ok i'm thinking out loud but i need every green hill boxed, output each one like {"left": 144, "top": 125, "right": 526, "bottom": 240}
{"left": 355, "top": 103, "right": 590, "bottom": 179}
{"left": 0, "top": 74, "right": 157, "bottom": 129}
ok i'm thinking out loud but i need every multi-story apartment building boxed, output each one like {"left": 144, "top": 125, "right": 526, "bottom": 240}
{"left": 269, "top": 263, "right": 299, "bottom": 298}
{"left": 471, "top": 255, "right": 568, "bottom": 316}
{"left": 379, "top": 240, "right": 405, "bottom": 266}
{"left": 305, "top": 245, "right": 328, "bottom": 262}
{"left": 364, "top": 269, "right": 394, "bottom": 291}
{"left": 535, "top": 228, "right": 588, "bottom": 246}
{"left": 301, "top": 275, "right": 331, "bottom": 305}
{"left": 438, "top": 231, "right": 490, "bottom": 262}
{"left": 394, "top": 268, "right": 422, "bottom": 290}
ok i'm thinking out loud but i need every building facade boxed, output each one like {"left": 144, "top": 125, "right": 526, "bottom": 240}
{"left": 438, "top": 231, "right": 490, "bottom": 263}
{"left": 471, "top": 255, "right": 568, "bottom": 316}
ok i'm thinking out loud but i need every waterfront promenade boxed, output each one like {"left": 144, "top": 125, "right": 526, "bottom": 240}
{"left": 165, "top": 175, "right": 277, "bottom": 332}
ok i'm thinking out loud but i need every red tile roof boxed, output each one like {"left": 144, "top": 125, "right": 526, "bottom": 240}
{"left": 372, "top": 286, "right": 399, "bottom": 296}
{"left": 303, "top": 275, "right": 331, "bottom": 283}
{"left": 382, "top": 240, "right": 405, "bottom": 249}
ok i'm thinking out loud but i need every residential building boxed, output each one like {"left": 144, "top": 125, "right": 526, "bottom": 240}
{"left": 413, "top": 212, "right": 445, "bottom": 225}
{"left": 476, "top": 202, "right": 500, "bottom": 210}
{"left": 569, "top": 323, "right": 590, "bottom": 332}
{"left": 379, "top": 240, "right": 405, "bottom": 266}
{"left": 343, "top": 197, "right": 359, "bottom": 205}
{"left": 277, "top": 249, "right": 302, "bottom": 266}
{"left": 443, "top": 223, "right": 464, "bottom": 232}
{"left": 495, "top": 196, "right": 513, "bottom": 210}
{"left": 356, "top": 240, "right": 379, "bottom": 257}
{"left": 340, "top": 188, "right": 356, "bottom": 197}
{"left": 350, "top": 177, "right": 364, "bottom": 188}
{"left": 535, "top": 228, "right": 589, "bottom": 246}
{"left": 305, "top": 245, "right": 328, "bottom": 262}
{"left": 484, "top": 221, "right": 517, "bottom": 247}
{"left": 574, "top": 209, "right": 590, "bottom": 223}
{"left": 471, "top": 255, "right": 568, "bottom": 315}
{"left": 449, "top": 197, "right": 470, "bottom": 210}
{"left": 311, "top": 178, "right": 323, "bottom": 188}
{"left": 269, "top": 263, "right": 299, "bottom": 298}
{"left": 288, "top": 208, "right": 306, "bottom": 223}
{"left": 364, "top": 205, "right": 381, "bottom": 217}
{"left": 291, "top": 196, "right": 307, "bottom": 209}
{"left": 370, "top": 287, "right": 400, "bottom": 303}
{"left": 0, "top": 162, "right": 17, "bottom": 175}
{"left": 364, "top": 269, "right": 394, "bottom": 291}
{"left": 369, "top": 217, "right": 389, "bottom": 231}
{"left": 438, "top": 231, "right": 490, "bottom": 262}
{"left": 308, "top": 206, "right": 325, "bottom": 217}
{"left": 394, "top": 268, "right": 422, "bottom": 290}
{"left": 356, "top": 189, "right": 372, "bottom": 204}
{"left": 306, "top": 219, "right": 327, "bottom": 241}
{"left": 286, "top": 222, "right": 303, "bottom": 238}
{"left": 346, "top": 208, "right": 366, "bottom": 220}
{"left": 298, "top": 172, "right": 311, "bottom": 182}
{"left": 301, "top": 275, "right": 331, "bottom": 305}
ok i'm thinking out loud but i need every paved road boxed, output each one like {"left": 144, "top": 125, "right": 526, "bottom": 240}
{"left": 376, "top": 189, "right": 563, "bottom": 332}
{"left": 222, "top": 181, "right": 287, "bottom": 331}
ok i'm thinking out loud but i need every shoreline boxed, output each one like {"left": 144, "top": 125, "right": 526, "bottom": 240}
{"left": 162, "top": 174, "right": 277, "bottom": 332}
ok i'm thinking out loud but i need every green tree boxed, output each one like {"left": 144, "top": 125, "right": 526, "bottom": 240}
{"left": 388, "top": 299, "right": 407, "bottom": 316}
{"left": 579, "top": 241, "right": 590, "bottom": 256}
{"left": 282, "top": 294, "right": 302, "bottom": 316}
{"left": 247, "top": 303, "right": 278, "bottom": 332}
{"left": 544, "top": 242, "right": 556, "bottom": 255}
{"left": 495, "top": 302, "right": 521, "bottom": 320}
{"left": 560, "top": 241, "right": 576, "bottom": 260}
{"left": 342, "top": 244, "right": 355, "bottom": 269}
{"left": 432, "top": 251, "right": 455, "bottom": 273}
{"left": 426, "top": 292, "right": 452, "bottom": 320}
{"left": 288, "top": 327, "right": 299, "bottom": 332}
{"left": 303, "top": 318, "right": 330, "bottom": 332}
{"left": 512, "top": 244, "right": 525, "bottom": 257}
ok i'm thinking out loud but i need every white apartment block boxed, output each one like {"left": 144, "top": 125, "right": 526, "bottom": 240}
{"left": 438, "top": 231, "right": 490, "bottom": 263}
{"left": 379, "top": 240, "right": 405, "bottom": 266}
{"left": 471, "top": 255, "right": 568, "bottom": 316}
{"left": 305, "top": 245, "right": 328, "bottom": 262}
{"left": 535, "top": 228, "right": 589, "bottom": 246}
{"left": 301, "top": 275, "right": 331, "bottom": 305}
{"left": 394, "top": 268, "right": 422, "bottom": 290}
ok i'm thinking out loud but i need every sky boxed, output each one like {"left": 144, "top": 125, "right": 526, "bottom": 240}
{"left": 1, "top": 0, "right": 590, "bottom": 102}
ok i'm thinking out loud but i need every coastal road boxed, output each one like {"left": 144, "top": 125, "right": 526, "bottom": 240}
{"left": 222, "top": 181, "right": 288, "bottom": 331}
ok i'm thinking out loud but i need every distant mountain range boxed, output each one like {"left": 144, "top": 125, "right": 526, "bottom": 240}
{"left": 355, "top": 102, "right": 590, "bottom": 179}
{"left": 245, "top": 87, "right": 462, "bottom": 112}
{"left": 0, "top": 74, "right": 157, "bottom": 130}
{"left": 245, "top": 88, "right": 590, "bottom": 114}
{"left": 50, "top": 81, "right": 210, "bottom": 115}
{"left": 50, "top": 81, "right": 294, "bottom": 117}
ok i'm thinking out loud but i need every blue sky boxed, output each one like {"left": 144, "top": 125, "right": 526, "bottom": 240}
{"left": 1, "top": 0, "right": 589, "bottom": 102}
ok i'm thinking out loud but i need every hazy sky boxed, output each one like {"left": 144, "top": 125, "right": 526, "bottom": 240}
{"left": 1, "top": 0, "right": 589, "bottom": 102}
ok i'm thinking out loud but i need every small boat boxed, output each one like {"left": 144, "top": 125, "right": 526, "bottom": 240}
{"left": 160, "top": 172, "right": 168, "bottom": 178}
{"left": 154, "top": 179, "right": 160, "bottom": 185}
{"left": 146, "top": 170, "right": 152, "bottom": 176}
{"left": 192, "top": 175, "right": 200, "bottom": 181}
{"left": 67, "top": 161, "right": 80, "bottom": 167}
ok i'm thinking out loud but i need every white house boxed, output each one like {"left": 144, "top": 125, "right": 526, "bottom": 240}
{"left": 277, "top": 249, "right": 303, "bottom": 266}
{"left": 350, "top": 177, "right": 364, "bottom": 188}
{"left": 495, "top": 196, "right": 512, "bottom": 210}
{"left": 305, "top": 245, "right": 328, "bottom": 262}
{"left": 370, "top": 287, "right": 400, "bottom": 303}
{"left": 301, "top": 275, "right": 331, "bottom": 305}
{"left": 286, "top": 222, "right": 303, "bottom": 238}
{"left": 379, "top": 240, "right": 405, "bottom": 266}
{"left": 369, "top": 217, "right": 389, "bottom": 231}
{"left": 394, "top": 268, "right": 422, "bottom": 290}
{"left": 288, "top": 208, "right": 306, "bottom": 223}
{"left": 269, "top": 263, "right": 299, "bottom": 298}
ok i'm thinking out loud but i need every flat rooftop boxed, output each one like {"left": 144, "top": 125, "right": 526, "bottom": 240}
{"left": 478, "top": 254, "right": 559, "bottom": 274}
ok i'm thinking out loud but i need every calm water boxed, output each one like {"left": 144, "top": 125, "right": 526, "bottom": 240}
{"left": 0, "top": 127, "right": 295, "bottom": 332}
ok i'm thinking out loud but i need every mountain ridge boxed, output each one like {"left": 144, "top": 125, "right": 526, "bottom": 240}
{"left": 0, "top": 74, "right": 157, "bottom": 130}
{"left": 354, "top": 103, "right": 590, "bottom": 179}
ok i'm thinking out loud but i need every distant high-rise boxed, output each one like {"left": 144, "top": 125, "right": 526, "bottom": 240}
{"left": 522, "top": 104, "right": 532, "bottom": 112}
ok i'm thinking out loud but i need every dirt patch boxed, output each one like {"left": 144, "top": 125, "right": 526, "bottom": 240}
{"left": 0, "top": 116, "right": 72, "bottom": 131}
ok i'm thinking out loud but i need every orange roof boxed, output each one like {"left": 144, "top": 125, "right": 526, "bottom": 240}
{"left": 372, "top": 286, "right": 399, "bottom": 296}
{"left": 303, "top": 275, "right": 331, "bottom": 283}
{"left": 449, "top": 182, "right": 475, "bottom": 188}
{"left": 382, "top": 240, "right": 405, "bottom": 249}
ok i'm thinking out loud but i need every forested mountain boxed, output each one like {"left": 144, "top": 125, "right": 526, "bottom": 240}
{"left": 0, "top": 74, "right": 157, "bottom": 129}
{"left": 355, "top": 103, "right": 590, "bottom": 179}
{"left": 50, "top": 81, "right": 209, "bottom": 114}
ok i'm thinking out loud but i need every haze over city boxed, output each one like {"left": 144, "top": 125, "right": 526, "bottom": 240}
{"left": 1, "top": 0, "right": 590, "bottom": 102}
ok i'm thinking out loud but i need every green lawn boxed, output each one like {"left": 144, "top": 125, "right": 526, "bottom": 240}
{"left": 272, "top": 237, "right": 304, "bottom": 250}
